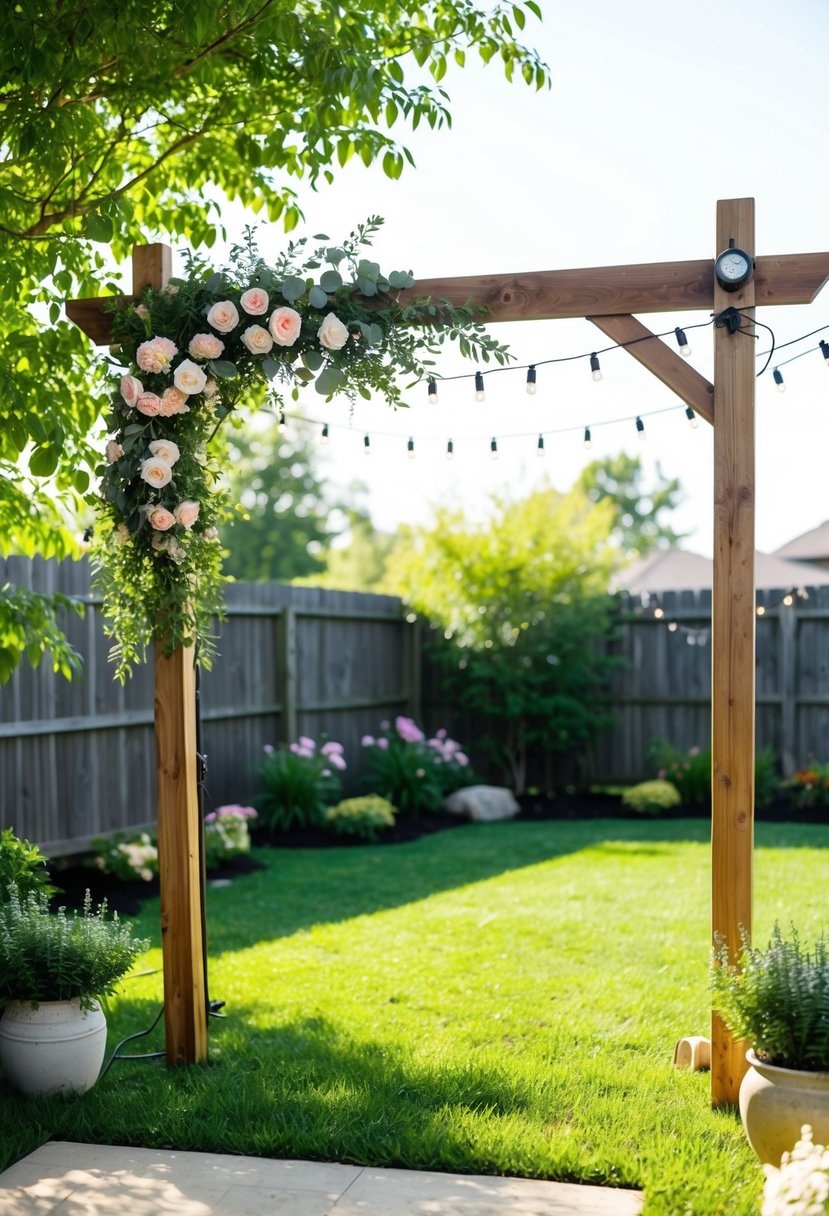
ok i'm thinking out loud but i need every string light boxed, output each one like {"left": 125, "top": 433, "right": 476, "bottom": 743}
{"left": 490, "top": 437, "right": 499, "bottom": 460}
{"left": 446, "top": 439, "right": 454, "bottom": 461}
{"left": 821, "top": 340, "right": 829, "bottom": 365}
{"left": 756, "top": 605, "right": 766, "bottom": 617}
{"left": 583, "top": 426, "right": 592, "bottom": 449}
{"left": 363, "top": 434, "right": 371, "bottom": 455}
{"left": 277, "top": 407, "right": 286, "bottom": 430}
{"left": 537, "top": 433, "right": 545, "bottom": 458}
{"left": 636, "top": 416, "right": 645, "bottom": 440}
{"left": 428, "top": 378, "right": 438, "bottom": 404}
{"left": 407, "top": 436, "right": 415, "bottom": 459}
{"left": 773, "top": 368, "right": 786, "bottom": 392}
{"left": 474, "top": 371, "right": 486, "bottom": 402}
{"left": 526, "top": 366, "right": 537, "bottom": 395}
{"left": 685, "top": 406, "right": 698, "bottom": 429}
{"left": 674, "top": 327, "right": 692, "bottom": 357}
{"left": 320, "top": 422, "right": 329, "bottom": 445}
{"left": 590, "top": 353, "right": 602, "bottom": 382}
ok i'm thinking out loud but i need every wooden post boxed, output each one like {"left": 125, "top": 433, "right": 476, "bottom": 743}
{"left": 138, "top": 243, "right": 208, "bottom": 1065}
{"left": 711, "top": 198, "right": 756, "bottom": 1106}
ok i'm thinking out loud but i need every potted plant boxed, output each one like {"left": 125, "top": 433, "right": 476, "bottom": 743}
{"left": 711, "top": 923, "right": 829, "bottom": 1165}
{"left": 0, "top": 889, "right": 148, "bottom": 1096}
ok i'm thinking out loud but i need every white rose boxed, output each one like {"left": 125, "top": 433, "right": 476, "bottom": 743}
{"left": 173, "top": 358, "right": 207, "bottom": 395}
{"left": 317, "top": 312, "right": 349, "bottom": 351}
{"left": 240, "top": 324, "right": 274, "bottom": 355}
{"left": 140, "top": 456, "right": 173, "bottom": 488}
{"left": 148, "top": 438, "right": 181, "bottom": 466}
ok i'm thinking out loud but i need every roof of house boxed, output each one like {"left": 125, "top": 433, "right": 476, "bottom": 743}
{"left": 612, "top": 546, "right": 829, "bottom": 594}
{"left": 772, "top": 520, "right": 829, "bottom": 561}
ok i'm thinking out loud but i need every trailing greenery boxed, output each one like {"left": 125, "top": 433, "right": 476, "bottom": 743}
{"left": 711, "top": 923, "right": 829, "bottom": 1072}
{"left": 6, "top": 817, "right": 823, "bottom": 1211}
{"left": 254, "top": 737, "right": 345, "bottom": 834}
{"left": 324, "top": 796, "right": 397, "bottom": 841}
{"left": 0, "top": 828, "right": 58, "bottom": 904}
{"left": 0, "top": 890, "right": 148, "bottom": 1010}
{"left": 621, "top": 780, "right": 681, "bottom": 816}
{"left": 0, "top": 583, "right": 84, "bottom": 685}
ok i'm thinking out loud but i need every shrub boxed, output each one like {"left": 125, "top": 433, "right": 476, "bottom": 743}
{"left": 361, "top": 717, "right": 473, "bottom": 816}
{"left": 254, "top": 736, "right": 345, "bottom": 833}
{"left": 649, "top": 739, "right": 779, "bottom": 808}
{"left": 324, "top": 796, "right": 397, "bottom": 841}
{"left": 91, "top": 831, "right": 158, "bottom": 883}
{"left": 204, "top": 805, "right": 257, "bottom": 868}
{"left": 762, "top": 1125, "right": 829, "bottom": 1215}
{"left": 0, "top": 827, "right": 58, "bottom": 903}
{"left": 710, "top": 923, "right": 829, "bottom": 1071}
{"left": 0, "top": 890, "right": 149, "bottom": 1009}
{"left": 622, "top": 780, "right": 681, "bottom": 816}
{"left": 788, "top": 763, "right": 829, "bottom": 809}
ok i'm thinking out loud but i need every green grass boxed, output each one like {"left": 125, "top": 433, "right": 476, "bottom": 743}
{"left": 2, "top": 818, "right": 827, "bottom": 1214}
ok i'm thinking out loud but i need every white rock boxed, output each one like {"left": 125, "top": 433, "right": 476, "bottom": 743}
{"left": 443, "top": 785, "right": 520, "bottom": 822}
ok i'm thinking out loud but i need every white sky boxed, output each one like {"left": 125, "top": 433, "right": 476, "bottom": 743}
{"left": 200, "top": 0, "right": 829, "bottom": 556}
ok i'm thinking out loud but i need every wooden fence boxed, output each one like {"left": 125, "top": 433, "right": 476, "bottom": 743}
{"left": 591, "top": 587, "right": 829, "bottom": 783}
{"left": 0, "top": 557, "right": 418, "bottom": 855}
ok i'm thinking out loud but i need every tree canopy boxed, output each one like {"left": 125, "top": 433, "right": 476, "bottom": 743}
{"left": 0, "top": 0, "right": 549, "bottom": 678}
{"left": 577, "top": 453, "right": 687, "bottom": 559}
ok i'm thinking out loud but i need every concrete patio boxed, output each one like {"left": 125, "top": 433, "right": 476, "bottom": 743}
{"left": 0, "top": 1141, "right": 643, "bottom": 1215}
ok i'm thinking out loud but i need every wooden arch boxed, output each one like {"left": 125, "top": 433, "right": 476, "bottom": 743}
{"left": 68, "top": 198, "right": 829, "bottom": 1107}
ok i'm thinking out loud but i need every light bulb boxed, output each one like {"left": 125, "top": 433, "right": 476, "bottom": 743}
{"left": 277, "top": 408, "right": 286, "bottom": 431}
{"left": 428, "top": 378, "right": 438, "bottom": 404}
{"left": 685, "top": 406, "right": 698, "bottom": 429}
{"left": 490, "top": 437, "right": 499, "bottom": 461}
{"left": 320, "top": 423, "right": 329, "bottom": 445}
{"left": 583, "top": 426, "right": 592, "bottom": 449}
{"left": 668, "top": 622, "right": 678, "bottom": 632}
{"left": 526, "top": 366, "right": 537, "bottom": 395}
{"left": 756, "top": 605, "right": 765, "bottom": 617}
{"left": 363, "top": 434, "right": 371, "bottom": 455}
{"left": 446, "top": 439, "right": 454, "bottom": 461}
{"left": 474, "top": 371, "right": 486, "bottom": 402}
{"left": 654, "top": 607, "right": 665, "bottom": 620}
{"left": 783, "top": 593, "right": 794, "bottom": 607}
{"left": 590, "top": 353, "right": 602, "bottom": 382}
{"left": 675, "top": 327, "right": 691, "bottom": 357}
{"left": 536, "top": 433, "right": 545, "bottom": 458}
{"left": 636, "top": 416, "right": 645, "bottom": 440}
{"left": 407, "top": 437, "right": 415, "bottom": 460}
{"left": 773, "top": 368, "right": 786, "bottom": 392}
{"left": 820, "top": 340, "right": 829, "bottom": 365}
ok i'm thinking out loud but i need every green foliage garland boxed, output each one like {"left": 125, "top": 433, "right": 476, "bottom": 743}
{"left": 92, "top": 221, "right": 510, "bottom": 679}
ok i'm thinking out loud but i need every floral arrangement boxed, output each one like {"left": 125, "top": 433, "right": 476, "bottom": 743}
{"left": 203, "top": 804, "right": 257, "bottom": 869}
{"left": 92, "top": 219, "right": 510, "bottom": 679}
{"left": 254, "top": 735, "right": 346, "bottom": 833}
{"left": 91, "top": 830, "right": 159, "bottom": 883}
{"left": 762, "top": 1125, "right": 829, "bottom": 1216}
{"left": 361, "top": 716, "right": 473, "bottom": 815}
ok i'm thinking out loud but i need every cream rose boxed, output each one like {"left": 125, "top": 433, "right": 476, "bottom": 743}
{"left": 149, "top": 438, "right": 181, "bottom": 466}
{"left": 188, "top": 332, "right": 225, "bottom": 360}
{"left": 149, "top": 506, "right": 176, "bottom": 531}
{"left": 240, "top": 324, "right": 274, "bottom": 355}
{"left": 203, "top": 379, "right": 218, "bottom": 400}
{"left": 317, "top": 312, "right": 349, "bottom": 351}
{"left": 105, "top": 440, "right": 124, "bottom": 463}
{"left": 206, "top": 300, "right": 240, "bottom": 333}
{"left": 140, "top": 456, "right": 173, "bottom": 488}
{"left": 174, "top": 500, "right": 200, "bottom": 529}
{"left": 268, "top": 306, "right": 302, "bottom": 347}
{"left": 120, "top": 374, "right": 143, "bottom": 407}
{"left": 136, "top": 335, "right": 178, "bottom": 373}
{"left": 240, "top": 288, "right": 269, "bottom": 315}
{"left": 159, "top": 387, "right": 189, "bottom": 416}
{"left": 173, "top": 358, "right": 207, "bottom": 395}
{"left": 136, "top": 392, "right": 162, "bottom": 417}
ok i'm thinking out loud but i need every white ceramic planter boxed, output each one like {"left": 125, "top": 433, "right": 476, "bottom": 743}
{"left": 0, "top": 998, "right": 107, "bottom": 1096}
{"left": 739, "top": 1048, "right": 829, "bottom": 1165}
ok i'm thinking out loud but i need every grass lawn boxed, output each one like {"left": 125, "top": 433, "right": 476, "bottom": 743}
{"left": 1, "top": 817, "right": 827, "bottom": 1214}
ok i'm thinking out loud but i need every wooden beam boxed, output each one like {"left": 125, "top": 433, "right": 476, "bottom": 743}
{"left": 65, "top": 249, "right": 829, "bottom": 346}
{"left": 711, "top": 198, "right": 756, "bottom": 1108}
{"left": 588, "top": 314, "right": 715, "bottom": 425}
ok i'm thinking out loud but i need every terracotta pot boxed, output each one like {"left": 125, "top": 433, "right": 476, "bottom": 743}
{"left": 0, "top": 998, "right": 107, "bottom": 1096}
{"left": 739, "top": 1048, "right": 829, "bottom": 1165}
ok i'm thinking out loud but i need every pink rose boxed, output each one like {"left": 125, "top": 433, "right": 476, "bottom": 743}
{"left": 317, "top": 312, "right": 349, "bottom": 351}
{"left": 173, "top": 358, "right": 207, "bottom": 395}
{"left": 268, "top": 306, "right": 302, "bottom": 347}
{"left": 105, "top": 440, "right": 124, "bottom": 463}
{"left": 174, "top": 500, "right": 200, "bottom": 529}
{"left": 159, "top": 387, "right": 190, "bottom": 416}
{"left": 206, "top": 300, "right": 240, "bottom": 333}
{"left": 188, "top": 332, "right": 225, "bottom": 360}
{"left": 140, "top": 456, "right": 173, "bottom": 488}
{"left": 136, "top": 392, "right": 162, "bottom": 417}
{"left": 149, "top": 506, "right": 176, "bottom": 531}
{"left": 240, "top": 288, "right": 269, "bottom": 315}
{"left": 134, "top": 304, "right": 150, "bottom": 321}
{"left": 240, "top": 324, "right": 274, "bottom": 355}
{"left": 120, "top": 374, "right": 143, "bottom": 407}
{"left": 148, "top": 438, "right": 180, "bottom": 466}
{"left": 136, "top": 336, "right": 178, "bottom": 374}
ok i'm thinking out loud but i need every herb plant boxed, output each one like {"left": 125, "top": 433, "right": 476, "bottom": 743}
{"left": 0, "top": 827, "right": 58, "bottom": 903}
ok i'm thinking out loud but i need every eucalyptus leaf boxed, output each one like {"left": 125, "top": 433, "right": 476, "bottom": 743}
{"left": 209, "top": 360, "right": 238, "bottom": 379}
{"left": 356, "top": 278, "right": 378, "bottom": 297}
{"left": 204, "top": 272, "right": 224, "bottom": 293}
{"left": 314, "top": 366, "right": 347, "bottom": 396}
{"left": 308, "top": 285, "right": 329, "bottom": 310}
{"left": 294, "top": 367, "right": 315, "bottom": 384}
{"left": 302, "top": 349, "right": 324, "bottom": 372}
{"left": 319, "top": 269, "right": 343, "bottom": 291}
{"left": 279, "top": 275, "right": 307, "bottom": 302}
{"left": 261, "top": 357, "right": 280, "bottom": 380}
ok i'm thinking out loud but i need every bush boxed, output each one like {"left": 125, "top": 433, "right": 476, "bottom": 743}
{"left": 649, "top": 739, "right": 779, "bottom": 808}
{"left": 324, "top": 796, "right": 397, "bottom": 841}
{"left": 0, "top": 890, "right": 149, "bottom": 1009}
{"left": 0, "top": 827, "right": 58, "bottom": 903}
{"left": 90, "top": 830, "right": 158, "bottom": 883}
{"left": 622, "top": 780, "right": 681, "bottom": 816}
{"left": 254, "top": 736, "right": 345, "bottom": 833}
{"left": 711, "top": 923, "right": 829, "bottom": 1071}
{"left": 361, "top": 717, "right": 473, "bottom": 816}
{"left": 204, "top": 804, "right": 257, "bottom": 868}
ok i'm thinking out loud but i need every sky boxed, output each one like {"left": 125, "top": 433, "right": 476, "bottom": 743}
{"left": 200, "top": 0, "right": 829, "bottom": 557}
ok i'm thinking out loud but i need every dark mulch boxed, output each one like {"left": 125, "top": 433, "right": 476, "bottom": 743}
{"left": 51, "top": 854, "right": 266, "bottom": 917}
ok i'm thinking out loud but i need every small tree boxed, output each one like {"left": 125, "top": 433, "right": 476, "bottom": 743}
{"left": 383, "top": 485, "right": 620, "bottom": 792}
{"left": 577, "top": 453, "right": 687, "bottom": 558}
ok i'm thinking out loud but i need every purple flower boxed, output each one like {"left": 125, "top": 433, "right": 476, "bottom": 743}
{"left": 263, "top": 743, "right": 274, "bottom": 755}
{"left": 395, "top": 715, "right": 425, "bottom": 743}
{"left": 327, "top": 752, "right": 347, "bottom": 770}
{"left": 296, "top": 746, "right": 314, "bottom": 759}
{"left": 321, "top": 741, "right": 344, "bottom": 756}
{"left": 377, "top": 738, "right": 389, "bottom": 750}
{"left": 455, "top": 752, "right": 469, "bottom": 766}
{"left": 436, "top": 728, "right": 448, "bottom": 740}
{"left": 361, "top": 735, "right": 375, "bottom": 747}
{"left": 298, "top": 735, "right": 316, "bottom": 751}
